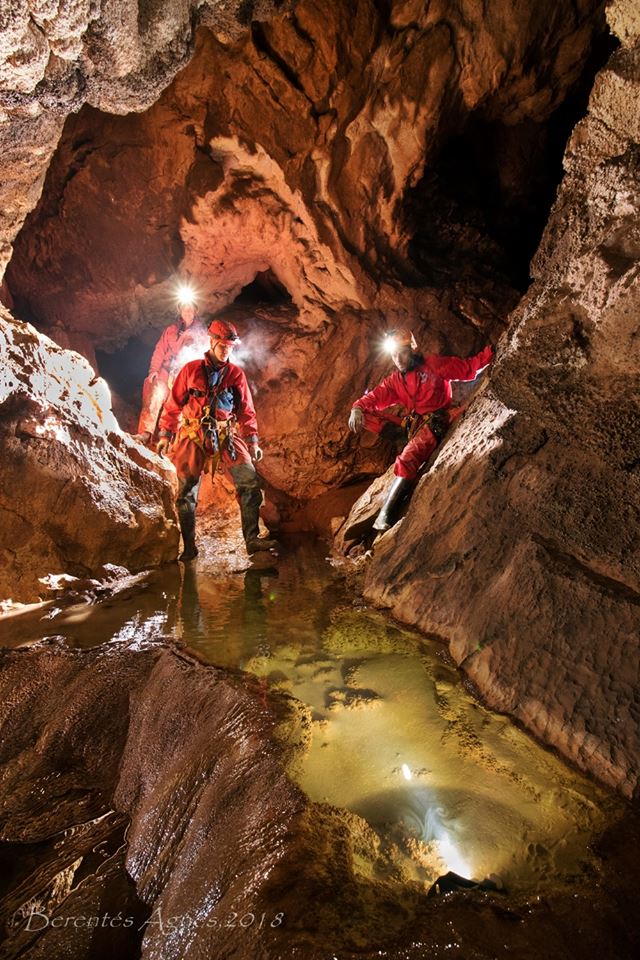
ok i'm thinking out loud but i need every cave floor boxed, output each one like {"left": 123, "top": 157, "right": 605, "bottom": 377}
{"left": 3, "top": 526, "right": 638, "bottom": 907}
{"left": 2, "top": 521, "right": 639, "bottom": 958}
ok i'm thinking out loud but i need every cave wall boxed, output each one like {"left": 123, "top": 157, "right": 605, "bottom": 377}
{"left": 2, "top": 0, "right": 636, "bottom": 800}
{"left": 2, "top": 0, "right": 607, "bottom": 512}
{"left": 0, "top": 308, "right": 179, "bottom": 604}
{"left": 363, "top": 0, "right": 640, "bottom": 798}
{"left": 6, "top": 0, "right": 605, "bottom": 332}
{"left": 0, "top": 1, "right": 288, "bottom": 278}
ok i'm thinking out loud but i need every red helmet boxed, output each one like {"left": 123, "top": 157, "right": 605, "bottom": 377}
{"left": 209, "top": 318, "right": 241, "bottom": 346}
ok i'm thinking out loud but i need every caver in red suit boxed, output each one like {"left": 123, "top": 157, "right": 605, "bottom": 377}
{"left": 136, "top": 303, "right": 209, "bottom": 441}
{"left": 157, "top": 317, "right": 278, "bottom": 561}
{"left": 349, "top": 328, "right": 493, "bottom": 531}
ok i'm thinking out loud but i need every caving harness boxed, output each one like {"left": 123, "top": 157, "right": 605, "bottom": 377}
{"left": 401, "top": 408, "right": 450, "bottom": 443}
{"left": 175, "top": 361, "right": 238, "bottom": 470}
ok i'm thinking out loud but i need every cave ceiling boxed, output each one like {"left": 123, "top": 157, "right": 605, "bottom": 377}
{"left": 3, "top": 0, "right": 609, "bottom": 357}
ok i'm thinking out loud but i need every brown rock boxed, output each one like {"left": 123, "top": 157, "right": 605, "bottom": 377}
{"left": 0, "top": 310, "right": 179, "bottom": 604}
{"left": 362, "top": 0, "right": 640, "bottom": 798}
{"left": 1, "top": 639, "right": 639, "bottom": 959}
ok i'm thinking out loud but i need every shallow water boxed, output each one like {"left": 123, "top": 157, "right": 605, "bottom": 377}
{"left": 2, "top": 538, "right": 620, "bottom": 894}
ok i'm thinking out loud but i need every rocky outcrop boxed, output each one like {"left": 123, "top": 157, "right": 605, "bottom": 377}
{"left": 1, "top": 639, "right": 638, "bottom": 960}
{"left": 6, "top": 0, "right": 605, "bottom": 329}
{"left": 0, "top": 1, "right": 288, "bottom": 278}
{"left": 362, "top": 0, "right": 640, "bottom": 798}
{"left": 0, "top": 310, "right": 178, "bottom": 605}
{"left": 1, "top": 0, "right": 636, "bottom": 800}
{"left": 3, "top": 0, "right": 607, "bottom": 512}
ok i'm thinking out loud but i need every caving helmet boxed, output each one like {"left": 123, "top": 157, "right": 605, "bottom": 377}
{"left": 208, "top": 318, "right": 241, "bottom": 347}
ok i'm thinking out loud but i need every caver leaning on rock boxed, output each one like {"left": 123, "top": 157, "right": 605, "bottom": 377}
{"left": 349, "top": 328, "right": 493, "bottom": 531}
{"left": 156, "top": 314, "right": 277, "bottom": 561}
{"left": 136, "top": 297, "right": 209, "bottom": 444}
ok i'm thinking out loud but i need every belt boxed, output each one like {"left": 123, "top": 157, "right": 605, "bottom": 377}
{"left": 402, "top": 408, "right": 449, "bottom": 442}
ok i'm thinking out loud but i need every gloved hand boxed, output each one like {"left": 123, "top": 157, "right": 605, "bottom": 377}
{"left": 156, "top": 437, "right": 171, "bottom": 456}
{"left": 348, "top": 407, "right": 364, "bottom": 433}
{"left": 249, "top": 443, "right": 263, "bottom": 462}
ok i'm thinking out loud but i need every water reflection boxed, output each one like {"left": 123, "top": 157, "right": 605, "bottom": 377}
{"left": 0, "top": 539, "right": 620, "bottom": 893}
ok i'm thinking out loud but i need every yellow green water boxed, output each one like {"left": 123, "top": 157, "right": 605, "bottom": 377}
{"left": 2, "top": 539, "right": 620, "bottom": 893}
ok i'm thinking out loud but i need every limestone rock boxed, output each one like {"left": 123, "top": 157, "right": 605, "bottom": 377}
{"left": 0, "top": 309, "right": 179, "bottom": 604}
{"left": 0, "top": 1, "right": 290, "bottom": 278}
{"left": 362, "top": 0, "right": 640, "bottom": 798}
{"left": 1, "top": 639, "right": 638, "bottom": 959}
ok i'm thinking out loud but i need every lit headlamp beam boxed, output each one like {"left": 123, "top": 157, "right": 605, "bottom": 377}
{"left": 175, "top": 282, "right": 196, "bottom": 308}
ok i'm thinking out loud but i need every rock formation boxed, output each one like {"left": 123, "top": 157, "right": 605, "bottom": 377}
{"left": 1, "top": 639, "right": 638, "bottom": 960}
{"left": 3, "top": 0, "right": 608, "bottom": 511}
{"left": 0, "top": 308, "right": 178, "bottom": 604}
{"left": 0, "top": 0, "right": 636, "bottom": 802}
{"left": 361, "top": 0, "right": 640, "bottom": 798}
{"left": 0, "top": 1, "right": 288, "bottom": 277}
{"left": 1, "top": 1, "right": 639, "bottom": 955}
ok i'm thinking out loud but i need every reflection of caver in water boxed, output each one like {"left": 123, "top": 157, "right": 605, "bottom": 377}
{"left": 136, "top": 298, "right": 209, "bottom": 444}
{"left": 349, "top": 328, "right": 493, "bottom": 532}
{"left": 157, "top": 315, "right": 278, "bottom": 561}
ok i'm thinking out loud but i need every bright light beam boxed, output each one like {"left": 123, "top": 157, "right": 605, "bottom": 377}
{"left": 175, "top": 282, "right": 196, "bottom": 307}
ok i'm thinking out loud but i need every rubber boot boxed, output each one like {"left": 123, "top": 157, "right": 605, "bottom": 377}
{"left": 373, "top": 476, "right": 412, "bottom": 532}
{"left": 177, "top": 500, "right": 198, "bottom": 562}
{"left": 237, "top": 482, "right": 278, "bottom": 554}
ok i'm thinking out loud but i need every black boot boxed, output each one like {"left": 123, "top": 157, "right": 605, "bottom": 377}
{"left": 178, "top": 502, "right": 198, "bottom": 561}
{"left": 233, "top": 467, "right": 278, "bottom": 554}
{"left": 373, "top": 477, "right": 412, "bottom": 532}
{"left": 176, "top": 477, "right": 200, "bottom": 562}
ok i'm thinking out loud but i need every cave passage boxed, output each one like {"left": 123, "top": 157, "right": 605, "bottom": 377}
{"left": 3, "top": 538, "right": 621, "bottom": 899}
{"left": 94, "top": 267, "right": 297, "bottom": 433}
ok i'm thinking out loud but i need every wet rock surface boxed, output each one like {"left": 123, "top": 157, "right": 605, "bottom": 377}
{"left": 362, "top": 0, "right": 640, "bottom": 798}
{"left": 0, "top": 635, "right": 638, "bottom": 960}
{"left": 0, "top": 309, "right": 178, "bottom": 604}
{"left": 0, "top": 2, "right": 638, "bottom": 954}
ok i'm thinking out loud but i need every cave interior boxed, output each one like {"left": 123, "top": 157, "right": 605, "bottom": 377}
{"left": 1, "top": 0, "right": 639, "bottom": 958}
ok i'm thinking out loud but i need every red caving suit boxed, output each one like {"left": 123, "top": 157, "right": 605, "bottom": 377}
{"left": 137, "top": 320, "right": 209, "bottom": 436}
{"left": 353, "top": 346, "right": 493, "bottom": 480}
{"left": 158, "top": 351, "right": 258, "bottom": 481}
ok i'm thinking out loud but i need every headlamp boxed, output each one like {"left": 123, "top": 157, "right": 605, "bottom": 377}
{"left": 383, "top": 334, "right": 397, "bottom": 355}
{"left": 175, "top": 282, "right": 196, "bottom": 308}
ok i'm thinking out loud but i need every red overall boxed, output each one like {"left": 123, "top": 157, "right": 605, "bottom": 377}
{"left": 158, "top": 352, "right": 258, "bottom": 479}
{"left": 137, "top": 320, "right": 209, "bottom": 436}
{"left": 353, "top": 346, "right": 493, "bottom": 479}
{"left": 158, "top": 352, "right": 264, "bottom": 548}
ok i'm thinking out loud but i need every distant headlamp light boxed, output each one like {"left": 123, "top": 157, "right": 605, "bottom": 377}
{"left": 176, "top": 283, "right": 196, "bottom": 308}
{"left": 383, "top": 335, "right": 397, "bottom": 355}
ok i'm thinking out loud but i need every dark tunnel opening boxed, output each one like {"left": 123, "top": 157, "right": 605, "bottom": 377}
{"left": 406, "top": 26, "right": 618, "bottom": 292}
{"left": 233, "top": 268, "right": 293, "bottom": 308}
{"left": 96, "top": 336, "right": 154, "bottom": 410}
